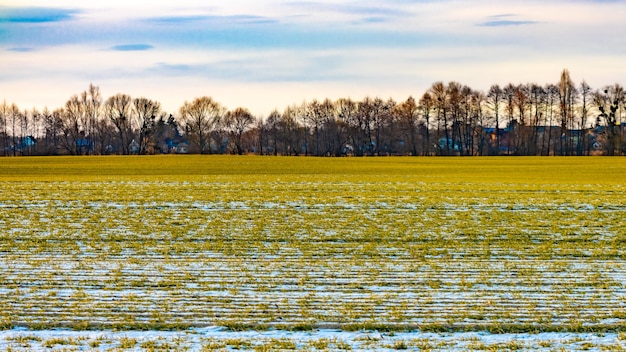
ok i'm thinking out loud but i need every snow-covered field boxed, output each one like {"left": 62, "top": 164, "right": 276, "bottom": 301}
{"left": 1, "top": 328, "right": 626, "bottom": 351}
{"left": 0, "top": 156, "right": 625, "bottom": 350}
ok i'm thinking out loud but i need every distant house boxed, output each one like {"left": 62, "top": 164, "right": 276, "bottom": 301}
{"left": 129, "top": 140, "right": 140, "bottom": 154}
{"left": 175, "top": 142, "right": 189, "bottom": 154}
{"left": 20, "top": 136, "right": 36, "bottom": 150}
{"left": 11, "top": 135, "right": 37, "bottom": 155}
{"left": 437, "top": 137, "right": 461, "bottom": 151}
{"left": 161, "top": 138, "right": 189, "bottom": 154}
{"left": 76, "top": 138, "right": 94, "bottom": 154}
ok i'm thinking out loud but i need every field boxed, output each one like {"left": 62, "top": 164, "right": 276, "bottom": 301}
{"left": 0, "top": 155, "right": 625, "bottom": 351}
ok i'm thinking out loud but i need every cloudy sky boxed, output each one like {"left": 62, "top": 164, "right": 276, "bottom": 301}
{"left": 1, "top": 0, "right": 626, "bottom": 116}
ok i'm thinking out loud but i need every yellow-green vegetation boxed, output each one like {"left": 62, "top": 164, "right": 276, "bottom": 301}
{"left": 0, "top": 155, "right": 625, "bottom": 333}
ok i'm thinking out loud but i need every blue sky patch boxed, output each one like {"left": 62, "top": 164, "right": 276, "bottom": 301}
{"left": 479, "top": 20, "right": 538, "bottom": 27}
{"left": 147, "top": 14, "right": 277, "bottom": 25}
{"left": 0, "top": 7, "right": 78, "bottom": 23}
{"left": 7, "top": 47, "right": 35, "bottom": 52}
{"left": 110, "top": 44, "right": 154, "bottom": 51}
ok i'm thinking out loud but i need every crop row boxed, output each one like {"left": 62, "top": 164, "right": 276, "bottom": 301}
{"left": 1, "top": 179, "right": 625, "bottom": 332}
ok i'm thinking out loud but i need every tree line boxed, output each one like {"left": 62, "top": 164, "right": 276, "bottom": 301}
{"left": 1, "top": 70, "right": 625, "bottom": 157}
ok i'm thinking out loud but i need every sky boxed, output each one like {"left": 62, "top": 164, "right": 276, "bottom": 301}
{"left": 1, "top": 0, "right": 626, "bottom": 116}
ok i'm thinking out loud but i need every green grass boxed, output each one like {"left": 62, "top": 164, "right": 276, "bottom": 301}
{"left": 0, "top": 155, "right": 625, "bottom": 332}
{"left": 1, "top": 155, "right": 624, "bottom": 183}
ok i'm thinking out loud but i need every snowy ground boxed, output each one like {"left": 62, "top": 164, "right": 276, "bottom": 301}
{"left": 1, "top": 327, "right": 625, "bottom": 351}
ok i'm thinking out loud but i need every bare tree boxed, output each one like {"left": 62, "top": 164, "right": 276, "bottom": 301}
{"left": 579, "top": 80, "right": 592, "bottom": 155}
{"left": 0, "top": 101, "right": 7, "bottom": 156}
{"left": 29, "top": 107, "right": 43, "bottom": 155}
{"left": 527, "top": 83, "right": 546, "bottom": 155}
{"left": 265, "top": 110, "right": 281, "bottom": 156}
{"left": 396, "top": 96, "right": 420, "bottom": 156}
{"left": 356, "top": 97, "right": 377, "bottom": 155}
{"left": 60, "top": 96, "right": 86, "bottom": 155}
{"left": 133, "top": 97, "right": 161, "bottom": 154}
{"left": 543, "top": 84, "right": 560, "bottom": 155}
{"left": 303, "top": 99, "right": 344, "bottom": 156}
{"left": 254, "top": 118, "right": 266, "bottom": 155}
{"left": 262, "top": 107, "right": 301, "bottom": 156}
{"left": 7, "top": 103, "right": 21, "bottom": 156}
{"left": 419, "top": 92, "right": 434, "bottom": 155}
{"left": 429, "top": 82, "right": 449, "bottom": 154}
{"left": 153, "top": 113, "right": 182, "bottom": 154}
{"left": 18, "top": 108, "right": 29, "bottom": 154}
{"left": 512, "top": 84, "right": 530, "bottom": 154}
{"left": 458, "top": 85, "right": 474, "bottom": 155}
{"left": 281, "top": 105, "right": 304, "bottom": 155}
{"left": 225, "top": 107, "right": 255, "bottom": 155}
{"left": 319, "top": 99, "right": 343, "bottom": 156}
{"left": 105, "top": 94, "right": 133, "bottom": 154}
{"left": 179, "top": 97, "right": 224, "bottom": 154}
{"left": 470, "top": 90, "right": 490, "bottom": 155}
{"left": 94, "top": 116, "right": 116, "bottom": 155}
{"left": 486, "top": 85, "right": 503, "bottom": 154}
{"left": 41, "top": 108, "right": 63, "bottom": 155}
{"left": 357, "top": 97, "right": 394, "bottom": 155}
{"left": 502, "top": 83, "right": 516, "bottom": 154}
{"left": 558, "top": 69, "right": 578, "bottom": 155}
{"left": 16, "top": 108, "right": 40, "bottom": 155}
{"left": 594, "top": 84, "right": 625, "bottom": 155}
{"left": 445, "top": 82, "right": 463, "bottom": 154}
{"left": 337, "top": 98, "right": 365, "bottom": 156}
{"left": 379, "top": 98, "right": 397, "bottom": 155}
{"left": 326, "top": 100, "right": 349, "bottom": 156}
{"left": 83, "top": 84, "right": 102, "bottom": 152}
{"left": 306, "top": 100, "right": 323, "bottom": 156}
{"left": 288, "top": 102, "right": 309, "bottom": 156}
